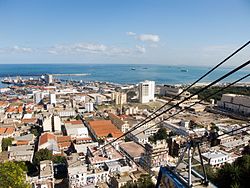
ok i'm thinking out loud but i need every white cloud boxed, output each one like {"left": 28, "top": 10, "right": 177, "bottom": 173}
{"left": 0, "top": 45, "right": 33, "bottom": 53}
{"left": 48, "top": 43, "right": 146, "bottom": 56}
{"left": 0, "top": 42, "right": 148, "bottom": 57}
{"left": 126, "top": 31, "right": 136, "bottom": 36}
{"left": 13, "top": 45, "right": 31, "bottom": 52}
{"left": 137, "top": 34, "right": 160, "bottom": 42}
{"left": 136, "top": 45, "right": 146, "bottom": 54}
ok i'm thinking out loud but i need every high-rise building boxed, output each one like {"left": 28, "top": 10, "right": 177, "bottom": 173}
{"left": 53, "top": 115, "right": 61, "bottom": 132}
{"left": 34, "top": 92, "right": 44, "bottom": 104}
{"left": 139, "top": 80, "right": 155, "bottom": 103}
{"left": 85, "top": 102, "right": 94, "bottom": 112}
{"left": 50, "top": 93, "right": 56, "bottom": 105}
{"left": 111, "top": 92, "right": 127, "bottom": 105}
{"left": 43, "top": 115, "right": 52, "bottom": 132}
{"left": 45, "top": 74, "right": 53, "bottom": 84}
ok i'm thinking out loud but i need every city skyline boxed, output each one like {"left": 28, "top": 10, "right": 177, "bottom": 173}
{"left": 0, "top": 0, "right": 250, "bottom": 66}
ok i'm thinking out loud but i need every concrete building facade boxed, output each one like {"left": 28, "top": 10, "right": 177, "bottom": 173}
{"left": 217, "top": 94, "right": 250, "bottom": 116}
{"left": 138, "top": 80, "right": 155, "bottom": 103}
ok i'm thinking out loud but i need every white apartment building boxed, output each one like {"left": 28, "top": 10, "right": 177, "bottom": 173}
{"left": 85, "top": 102, "right": 94, "bottom": 112}
{"left": 50, "top": 93, "right": 56, "bottom": 105}
{"left": 202, "top": 150, "right": 230, "bottom": 167}
{"left": 45, "top": 74, "right": 53, "bottom": 84}
{"left": 139, "top": 80, "right": 155, "bottom": 103}
{"left": 42, "top": 115, "right": 61, "bottom": 133}
{"left": 160, "top": 85, "right": 183, "bottom": 96}
{"left": 8, "top": 145, "right": 34, "bottom": 162}
{"left": 217, "top": 94, "right": 250, "bottom": 116}
{"left": 65, "top": 124, "right": 89, "bottom": 139}
{"left": 111, "top": 92, "right": 127, "bottom": 105}
{"left": 58, "top": 109, "right": 76, "bottom": 117}
{"left": 43, "top": 115, "right": 52, "bottom": 132}
{"left": 53, "top": 115, "right": 61, "bottom": 132}
{"left": 34, "top": 92, "right": 44, "bottom": 104}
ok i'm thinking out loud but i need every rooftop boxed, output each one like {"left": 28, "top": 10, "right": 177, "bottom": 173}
{"left": 88, "top": 120, "right": 123, "bottom": 138}
{"left": 119, "top": 141, "right": 145, "bottom": 159}
{"left": 39, "top": 132, "right": 56, "bottom": 146}
{"left": 202, "top": 151, "right": 228, "bottom": 160}
{"left": 40, "top": 160, "right": 53, "bottom": 178}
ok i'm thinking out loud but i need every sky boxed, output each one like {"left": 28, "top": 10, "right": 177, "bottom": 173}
{"left": 0, "top": 0, "right": 249, "bottom": 66}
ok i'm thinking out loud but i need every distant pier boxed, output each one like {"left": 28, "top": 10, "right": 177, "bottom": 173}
{"left": 52, "top": 73, "right": 91, "bottom": 76}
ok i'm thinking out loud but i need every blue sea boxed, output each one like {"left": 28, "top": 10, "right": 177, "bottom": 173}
{"left": 0, "top": 64, "right": 249, "bottom": 88}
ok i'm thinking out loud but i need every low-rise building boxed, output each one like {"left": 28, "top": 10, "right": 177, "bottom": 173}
{"left": 30, "top": 160, "right": 55, "bottom": 188}
{"left": 0, "top": 127, "right": 15, "bottom": 138}
{"left": 65, "top": 120, "right": 89, "bottom": 139}
{"left": 141, "top": 139, "right": 169, "bottom": 172}
{"left": 220, "top": 136, "right": 250, "bottom": 152}
{"left": 58, "top": 109, "right": 76, "bottom": 117}
{"left": 8, "top": 145, "right": 34, "bottom": 162}
{"left": 67, "top": 153, "right": 110, "bottom": 187}
{"left": 87, "top": 120, "right": 123, "bottom": 141}
{"left": 119, "top": 141, "right": 145, "bottom": 165}
{"left": 217, "top": 94, "right": 250, "bottom": 116}
{"left": 38, "top": 132, "right": 60, "bottom": 155}
{"left": 202, "top": 150, "right": 230, "bottom": 167}
{"left": 160, "top": 85, "right": 183, "bottom": 97}
{"left": 13, "top": 134, "right": 35, "bottom": 146}
{"left": 108, "top": 113, "right": 130, "bottom": 133}
{"left": 127, "top": 122, "right": 158, "bottom": 145}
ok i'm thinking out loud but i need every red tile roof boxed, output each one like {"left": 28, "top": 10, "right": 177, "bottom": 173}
{"left": 76, "top": 137, "right": 92, "bottom": 141}
{"left": 0, "top": 127, "right": 15, "bottom": 135}
{"left": 6, "top": 107, "right": 16, "bottom": 113}
{"left": 39, "top": 132, "right": 56, "bottom": 146}
{"left": 21, "top": 118, "right": 37, "bottom": 124}
{"left": 88, "top": 120, "right": 123, "bottom": 138}
{"left": 56, "top": 136, "right": 71, "bottom": 143}
{"left": 0, "top": 101, "right": 8, "bottom": 107}
{"left": 64, "top": 120, "right": 83, "bottom": 125}
{"left": 58, "top": 142, "right": 71, "bottom": 149}
{"left": 0, "top": 128, "right": 7, "bottom": 134}
{"left": 16, "top": 140, "right": 29, "bottom": 145}
{"left": 18, "top": 106, "right": 23, "bottom": 113}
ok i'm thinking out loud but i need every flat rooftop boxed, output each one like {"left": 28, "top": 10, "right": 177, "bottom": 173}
{"left": 119, "top": 141, "right": 145, "bottom": 159}
{"left": 202, "top": 151, "right": 228, "bottom": 159}
{"left": 40, "top": 160, "right": 53, "bottom": 177}
{"left": 221, "top": 136, "right": 250, "bottom": 149}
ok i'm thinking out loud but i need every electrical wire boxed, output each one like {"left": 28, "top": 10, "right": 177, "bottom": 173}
{"left": 124, "top": 41, "right": 250, "bottom": 134}
{"left": 99, "top": 59, "right": 250, "bottom": 150}
{"left": 133, "top": 72, "right": 250, "bottom": 138}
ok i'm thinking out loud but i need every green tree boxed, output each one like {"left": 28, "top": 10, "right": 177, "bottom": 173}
{"left": 121, "top": 174, "right": 154, "bottom": 188}
{"left": 33, "top": 148, "right": 52, "bottom": 166}
{"left": 149, "top": 127, "right": 170, "bottom": 143}
{"left": 107, "top": 133, "right": 113, "bottom": 138}
{"left": 0, "top": 161, "right": 30, "bottom": 188}
{"left": 30, "top": 126, "right": 41, "bottom": 137}
{"left": 1, "top": 137, "right": 14, "bottom": 151}
{"left": 242, "top": 144, "right": 250, "bottom": 155}
{"left": 137, "top": 174, "right": 155, "bottom": 188}
{"left": 211, "top": 155, "right": 250, "bottom": 188}
{"left": 75, "top": 114, "right": 81, "bottom": 120}
{"left": 52, "top": 156, "right": 66, "bottom": 164}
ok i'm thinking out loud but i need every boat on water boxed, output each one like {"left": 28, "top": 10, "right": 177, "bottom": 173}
{"left": 1, "top": 77, "right": 13, "bottom": 84}
{"left": 1, "top": 76, "right": 26, "bottom": 85}
{"left": 131, "top": 68, "right": 136, "bottom": 70}
{"left": 180, "top": 69, "right": 188, "bottom": 72}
